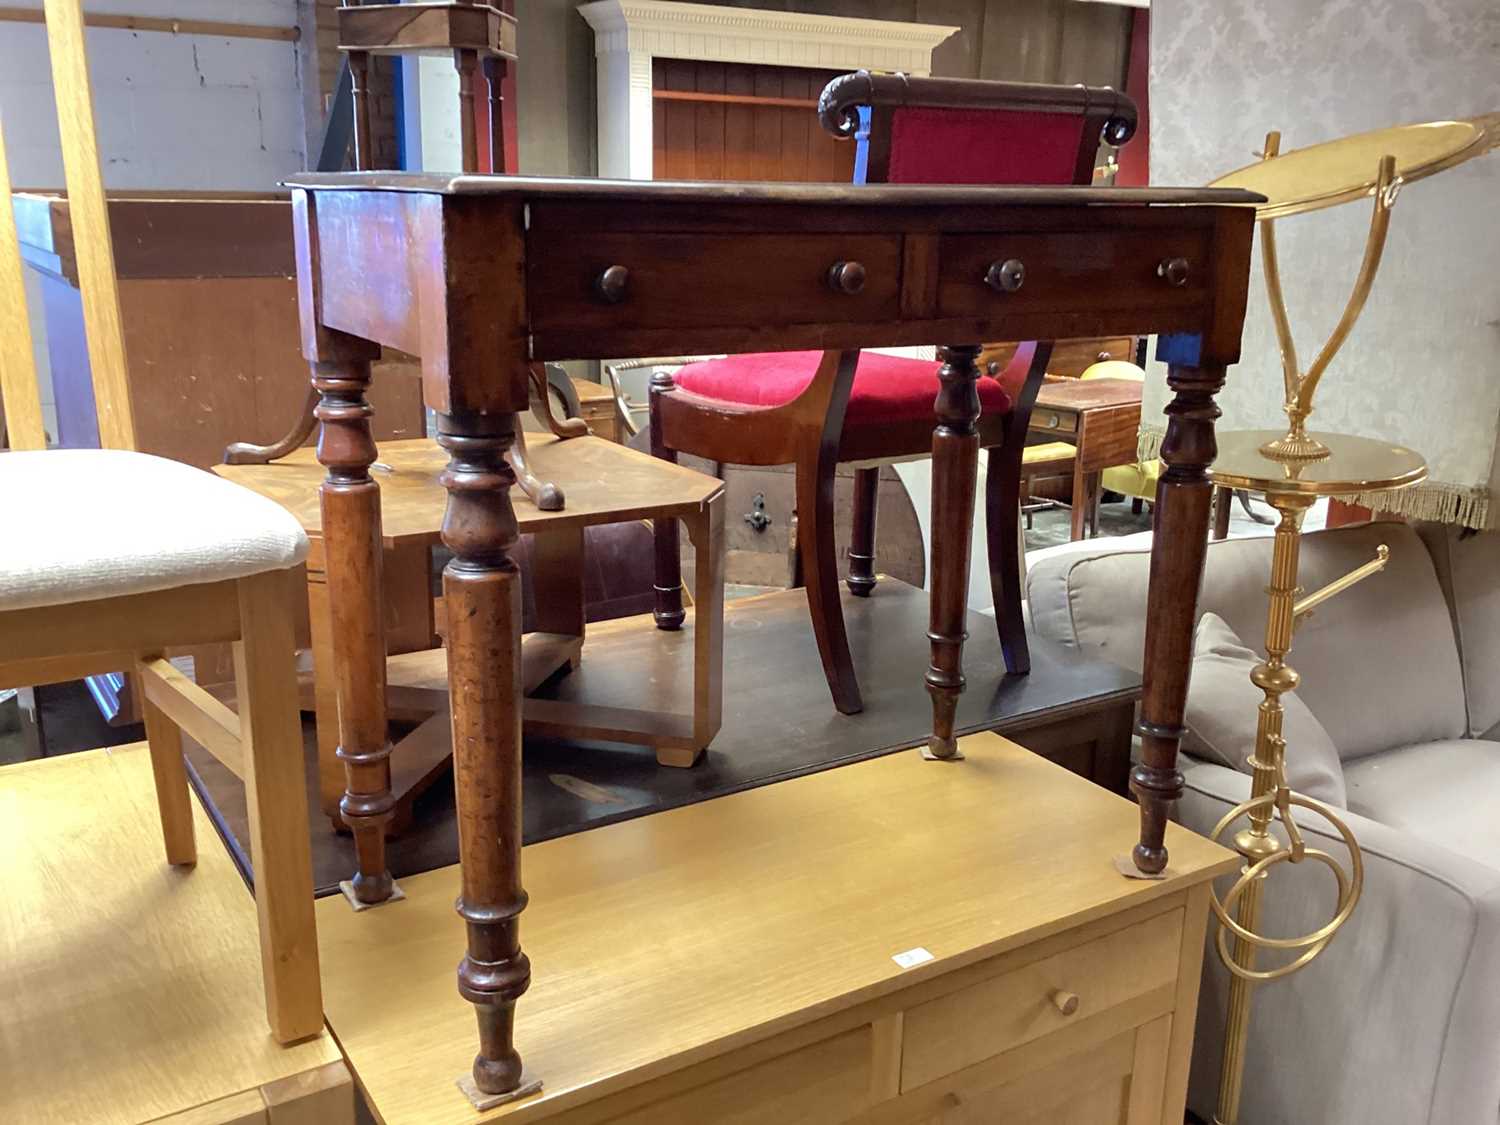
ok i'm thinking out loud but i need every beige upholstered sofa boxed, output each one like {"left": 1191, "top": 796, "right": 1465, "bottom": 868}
{"left": 1026, "top": 519, "right": 1500, "bottom": 1125}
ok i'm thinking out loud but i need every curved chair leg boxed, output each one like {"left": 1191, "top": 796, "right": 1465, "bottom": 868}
{"left": 984, "top": 449, "right": 1031, "bottom": 675}
{"left": 506, "top": 426, "right": 564, "bottom": 511}
{"left": 649, "top": 371, "right": 686, "bottom": 630}
{"left": 222, "top": 386, "right": 318, "bottom": 465}
{"left": 846, "top": 466, "right": 879, "bottom": 597}
{"left": 797, "top": 446, "right": 863, "bottom": 715}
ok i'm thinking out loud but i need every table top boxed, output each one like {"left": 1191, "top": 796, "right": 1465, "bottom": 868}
{"left": 1035, "top": 377, "right": 1143, "bottom": 412}
{"left": 286, "top": 170, "right": 1263, "bottom": 208}
{"left": 2, "top": 745, "right": 345, "bottom": 1123}
{"left": 1210, "top": 430, "right": 1428, "bottom": 496}
{"left": 216, "top": 434, "right": 722, "bottom": 545}
{"left": 1208, "top": 115, "right": 1499, "bottom": 220}
{"left": 315, "top": 730, "right": 1235, "bottom": 1124}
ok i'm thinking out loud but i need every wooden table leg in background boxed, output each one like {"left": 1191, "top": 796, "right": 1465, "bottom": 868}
{"left": 1134, "top": 361, "right": 1226, "bottom": 873}
{"left": 315, "top": 357, "right": 396, "bottom": 904}
{"left": 687, "top": 490, "right": 725, "bottom": 757}
{"left": 925, "top": 344, "right": 982, "bottom": 760}
{"left": 437, "top": 411, "right": 536, "bottom": 1101}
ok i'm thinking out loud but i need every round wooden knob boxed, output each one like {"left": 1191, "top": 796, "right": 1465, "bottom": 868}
{"left": 1050, "top": 989, "right": 1080, "bottom": 1016}
{"left": 827, "top": 260, "right": 867, "bottom": 295}
{"left": 594, "top": 264, "right": 630, "bottom": 304}
{"left": 1157, "top": 257, "right": 1190, "bottom": 287}
{"left": 984, "top": 258, "right": 1026, "bottom": 293}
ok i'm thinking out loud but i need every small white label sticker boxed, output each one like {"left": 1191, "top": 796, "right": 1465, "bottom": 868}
{"left": 891, "top": 947, "right": 934, "bottom": 970}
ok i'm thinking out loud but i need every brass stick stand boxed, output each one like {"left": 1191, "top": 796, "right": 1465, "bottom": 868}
{"left": 1207, "top": 132, "right": 1427, "bottom": 1125}
{"left": 1201, "top": 115, "right": 1498, "bottom": 1121}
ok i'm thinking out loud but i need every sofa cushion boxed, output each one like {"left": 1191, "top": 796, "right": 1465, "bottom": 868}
{"left": 1185, "top": 613, "right": 1346, "bottom": 807}
{"left": 1418, "top": 523, "right": 1500, "bottom": 738}
{"left": 1026, "top": 520, "right": 1466, "bottom": 761}
{"left": 1344, "top": 740, "right": 1500, "bottom": 868}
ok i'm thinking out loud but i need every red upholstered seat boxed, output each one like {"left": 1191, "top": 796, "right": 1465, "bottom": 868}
{"left": 672, "top": 351, "right": 1013, "bottom": 425}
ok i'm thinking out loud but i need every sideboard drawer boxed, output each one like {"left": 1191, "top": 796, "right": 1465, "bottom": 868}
{"left": 936, "top": 230, "right": 1211, "bottom": 322}
{"left": 900, "top": 907, "right": 1183, "bottom": 1091}
{"left": 608, "top": 1025, "right": 874, "bottom": 1125}
{"left": 527, "top": 232, "right": 902, "bottom": 333}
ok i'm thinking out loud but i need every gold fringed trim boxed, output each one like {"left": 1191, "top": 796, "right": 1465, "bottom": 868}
{"left": 1351, "top": 481, "right": 1491, "bottom": 530}
{"left": 1133, "top": 424, "right": 1490, "bottom": 529}
{"left": 1137, "top": 424, "right": 1164, "bottom": 464}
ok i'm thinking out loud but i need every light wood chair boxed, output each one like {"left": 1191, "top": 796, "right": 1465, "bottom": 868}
{"left": 0, "top": 2, "right": 322, "bottom": 1045}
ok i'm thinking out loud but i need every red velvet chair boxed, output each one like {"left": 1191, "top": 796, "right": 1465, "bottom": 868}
{"left": 650, "top": 72, "right": 1137, "bottom": 714}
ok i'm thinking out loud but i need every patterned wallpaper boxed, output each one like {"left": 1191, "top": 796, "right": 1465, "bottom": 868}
{"left": 1145, "top": 0, "right": 1500, "bottom": 523}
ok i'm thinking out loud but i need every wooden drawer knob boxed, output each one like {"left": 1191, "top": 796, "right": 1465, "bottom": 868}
{"left": 984, "top": 258, "right": 1025, "bottom": 293}
{"left": 1157, "top": 257, "right": 1190, "bottom": 287}
{"left": 594, "top": 264, "right": 630, "bottom": 304}
{"left": 1050, "top": 989, "right": 1080, "bottom": 1016}
{"left": 826, "top": 260, "right": 867, "bottom": 295}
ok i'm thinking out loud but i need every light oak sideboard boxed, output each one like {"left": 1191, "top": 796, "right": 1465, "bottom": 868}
{"left": 314, "top": 730, "right": 1236, "bottom": 1125}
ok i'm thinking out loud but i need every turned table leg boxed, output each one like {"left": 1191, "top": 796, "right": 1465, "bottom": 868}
{"left": 314, "top": 358, "right": 395, "bottom": 904}
{"left": 438, "top": 412, "right": 535, "bottom": 1100}
{"left": 1133, "top": 361, "right": 1226, "bottom": 874}
{"left": 925, "top": 344, "right": 983, "bottom": 760}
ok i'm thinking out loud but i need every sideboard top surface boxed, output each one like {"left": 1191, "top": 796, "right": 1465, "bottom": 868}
{"left": 315, "top": 730, "right": 1235, "bottom": 1124}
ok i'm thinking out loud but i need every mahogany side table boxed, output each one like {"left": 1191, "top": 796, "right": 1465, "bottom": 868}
{"left": 284, "top": 172, "right": 1257, "bottom": 1101}
{"left": 1031, "top": 376, "right": 1144, "bottom": 539}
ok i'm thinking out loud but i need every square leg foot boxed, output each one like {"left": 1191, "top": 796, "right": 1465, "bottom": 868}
{"left": 339, "top": 879, "right": 406, "bottom": 912}
{"left": 457, "top": 1072, "right": 543, "bottom": 1110}
{"left": 655, "top": 745, "right": 705, "bottom": 769}
{"left": 1113, "top": 854, "right": 1171, "bottom": 881}
{"left": 920, "top": 744, "right": 965, "bottom": 762}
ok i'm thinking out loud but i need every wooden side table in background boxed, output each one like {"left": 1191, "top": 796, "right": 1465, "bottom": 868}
{"left": 1030, "top": 377, "right": 1144, "bottom": 540}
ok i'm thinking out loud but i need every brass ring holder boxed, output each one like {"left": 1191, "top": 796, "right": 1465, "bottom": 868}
{"left": 1208, "top": 790, "right": 1363, "bottom": 982}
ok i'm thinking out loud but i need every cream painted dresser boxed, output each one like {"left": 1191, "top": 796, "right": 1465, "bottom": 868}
{"left": 316, "top": 731, "right": 1236, "bottom": 1125}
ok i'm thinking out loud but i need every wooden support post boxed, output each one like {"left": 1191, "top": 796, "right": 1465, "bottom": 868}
{"left": 846, "top": 467, "right": 879, "bottom": 597}
{"left": 925, "top": 344, "right": 982, "bottom": 760}
{"left": 1134, "top": 362, "right": 1226, "bottom": 873}
{"left": 315, "top": 357, "right": 395, "bottom": 904}
{"left": 0, "top": 118, "right": 45, "bottom": 450}
{"left": 437, "top": 410, "right": 533, "bottom": 1098}
{"left": 235, "top": 568, "right": 324, "bottom": 1043}
{"left": 649, "top": 371, "right": 687, "bottom": 631}
{"left": 43, "top": 0, "right": 135, "bottom": 450}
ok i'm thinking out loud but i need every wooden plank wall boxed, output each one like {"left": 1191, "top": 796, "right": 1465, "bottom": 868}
{"left": 699, "top": 0, "right": 1130, "bottom": 88}
{"left": 652, "top": 60, "right": 856, "bottom": 183}
{"left": 645, "top": 1, "right": 1130, "bottom": 183}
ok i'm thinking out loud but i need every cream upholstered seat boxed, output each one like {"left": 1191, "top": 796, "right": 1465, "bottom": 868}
{"left": 0, "top": 449, "right": 308, "bottom": 612}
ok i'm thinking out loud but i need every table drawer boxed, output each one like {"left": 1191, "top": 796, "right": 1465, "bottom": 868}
{"left": 936, "top": 230, "right": 1211, "bottom": 321}
{"left": 1031, "top": 407, "right": 1078, "bottom": 435}
{"left": 982, "top": 336, "right": 1139, "bottom": 380}
{"left": 527, "top": 232, "right": 902, "bottom": 333}
{"left": 899, "top": 907, "right": 1183, "bottom": 1091}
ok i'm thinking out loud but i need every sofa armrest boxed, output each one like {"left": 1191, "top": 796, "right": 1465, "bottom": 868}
{"left": 1179, "top": 760, "right": 1500, "bottom": 1125}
